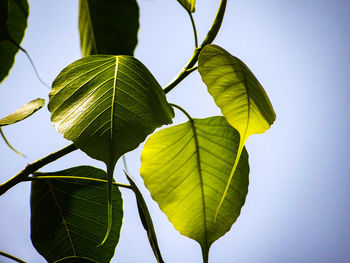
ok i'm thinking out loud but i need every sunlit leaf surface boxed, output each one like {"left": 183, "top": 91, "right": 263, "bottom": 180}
{"left": 177, "top": 0, "right": 196, "bottom": 13}
{"left": 198, "top": 44, "right": 275, "bottom": 139}
{"left": 49, "top": 54, "right": 173, "bottom": 168}
{"left": 30, "top": 166, "right": 123, "bottom": 263}
{"left": 0, "top": 98, "right": 45, "bottom": 126}
{"left": 49, "top": 54, "right": 174, "bottom": 244}
{"left": 140, "top": 116, "right": 249, "bottom": 259}
{"left": 79, "top": 0, "right": 139, "bottom": 56}
{"left": 0, "top": 0, "right": 28, "bottom": 83}
{"left": 198, "top": 44, "right": 275, "bottom": 215}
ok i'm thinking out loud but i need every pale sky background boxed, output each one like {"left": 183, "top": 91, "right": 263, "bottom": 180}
{"left": 1, "top": 0, "right": 350, "bottom": 262}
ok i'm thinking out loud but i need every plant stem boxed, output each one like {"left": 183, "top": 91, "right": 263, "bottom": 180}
{"left": 188, "top": 11, "right": 198, "bottom": 48}
{"left": 201, "top": 246, "right": 209, "bottom": 263}
{"left": 169, "top": 103, "right": 193, "bottom": 121}
{"left": 0, "top": 143, "right": 77, "bottom": 196}
{"left": 0, "top": 250, "right": 26, "bottom": 263}
{"left": 164, "top": 0, "right": 227, "bottom": 94}
{"left": 164, "top": 66, "right": 198, "bottom": 94}
{"left": 27, "top": 175, "right": 132, "bottom": 189}
{"left": 200, "top": 0, "right": 227, "bottom": 48}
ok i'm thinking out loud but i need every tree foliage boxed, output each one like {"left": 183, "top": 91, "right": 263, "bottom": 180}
{"left": 0, "top": 0, "right": 276, "bottom": 262}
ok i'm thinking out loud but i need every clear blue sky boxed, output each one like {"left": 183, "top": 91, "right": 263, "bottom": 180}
{"left": 1, "top": 0, "right": 349, "bottom": 262}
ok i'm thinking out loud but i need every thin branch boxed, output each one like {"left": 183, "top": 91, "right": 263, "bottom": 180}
{"left": 163, "top": 0, "right": 227, "bottom": 94}
{"left": 164, "top": 66, "right": 198, "bottom": 94}
{"left": 169, "top": 103, "right": 193, "bottom": 121}
{"left": 0, "top": 250, "right": 26, "bottom": 263}
{"left": 188, "top": 11, "right": 198, "bottom": 48}
{"left": 0, "top": 143, "right": 77, "bottom": 196}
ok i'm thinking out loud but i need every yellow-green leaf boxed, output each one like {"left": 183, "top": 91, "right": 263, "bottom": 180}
{"left": 140, "top": 116, "right": 249, "bottom": 261}
{"left": 198, "top": 44, "right": 275, "bottom": 217}
{"left": 0, "top": 98, "right": 45, "bottom": 126}
{"left": 0, "top": 98, "right": 45, "bottom": 156}
{"left": 177, "top": 0, "right": 196, "bottom": 13}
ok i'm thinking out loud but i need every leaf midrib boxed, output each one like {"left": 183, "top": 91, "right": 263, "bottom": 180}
{"left": 190, "top": 119, "right": 208, "bottom": 251}
{"left": 47, "top": 181, "right": 76, "bottom": 256}
{"left": 110, "top": 56, "right": 118, "bottom": 160}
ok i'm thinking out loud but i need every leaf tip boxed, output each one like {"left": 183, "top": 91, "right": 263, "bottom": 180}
{"left": 98, "top": 202, "right": 113, "bottom": 247}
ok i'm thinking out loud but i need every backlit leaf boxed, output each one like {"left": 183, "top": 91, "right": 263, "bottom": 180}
{"left": 30, "top": 166, "right": 123, "bottom": 263}
{"left": 49, "top": 54, "right": 173, "bottom": 171}
{"left": 140, "top": 116, "right": 249, "bottom": 261}
{"left": 0, "top": 98, "right": 45, "bottom": 126}
{"left": 0, "top": 98, "right": 44, "bottom": 156}
{"left": 48, "top": 54, "right": 174, "bottom": 243}
{"left": 198, "top": 44, "right": 275, "bottom": 216}
{"left": 177, "top": 0, "right": 196, "bottom": 13}
{"left": 79, "top": 0, "right": 139, "bottom": 56}
{"left": 0, "top": 0, "right": 28, "bottom": 83}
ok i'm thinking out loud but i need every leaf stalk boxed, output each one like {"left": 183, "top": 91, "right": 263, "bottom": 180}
{"left": 0, "top": 250, "right": 26, "bottom": 263}
{"left": 164, "top": 0, "right": 227, "bottom": 94}
{"left": 188, "top": 10, "right": 198, "bottom": 48}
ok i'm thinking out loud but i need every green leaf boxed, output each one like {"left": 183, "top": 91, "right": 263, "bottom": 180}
{"left": 0, "top": 98, "right": 45, "bottom": 126}
{"left": 0, "top": 98, "right": 44, "bottom": 156}
{"left": 177, "top": 0, "right": 196, "bottom": 13}
{"left": 49, "top": 54, "right": 173, "bottom": 171}
{"left": 140, "top": 116, "right": 249, "bottom": 261}
{"left": 0, "top": 0, "right": 29, "bottom": 83}
{"left": 198, "top": 44, "right": 276, "bottom": 136}
{"left": 125, "top": 172, "right": 164, "bottom": 263}
{"left": 198, "top": 44, "right": 275, "bottom": 216}
{"left": 30, "top": 166, "right": 123, "bottom": 263}
{"left": 79, "top": 0, "right": 139, "bottom": 56}
{"left": 49, "top": 54, "right": 174, "bottom": 244}
{"left": 55, "top": 257, "right": 97, "bottom": 263}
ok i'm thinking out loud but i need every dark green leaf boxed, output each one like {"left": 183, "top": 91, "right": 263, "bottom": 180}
{"left": 140, "top": 116, "right": 249, "bottom": 260}
{"left": 55, "top": 257, "right": 97, "bottom": 263}
{"left": 49, "top": 54, "right": 174, "bottom": 244}
{"left": 79, "top": 0, "right": 139, "bottom": 56}
{"left": 55, "top": 257, "right": 99, "bottom": 263}
{"left": 0, "top": 0, "right": 28, "bottom": 83}
{"left": 49, "top": 55, "right": 173, "bottom": 166}
{"left": 125, "top": 172, "right": 164, "bottom": 263}
{"left": 30, "top": 166, "right": 123, "bottom": 263}
{"left": 0, "top": 98, "right": 45, "bottom": 126}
